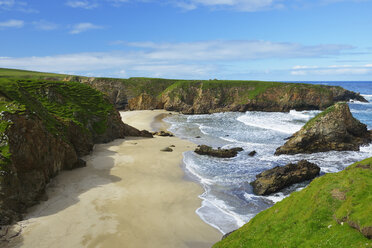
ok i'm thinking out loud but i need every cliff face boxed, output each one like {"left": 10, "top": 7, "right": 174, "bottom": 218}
{"left": 61, "top": 77, "right": 367, "bottom": 113}
{"left": 160, "top": 81, "right": 367, "bottom": 114}
{"left": 275, "top": 102, "right": 372, "bottom": 155}
{"left": 0, "top": 79, "right": 149, "bottom": 225}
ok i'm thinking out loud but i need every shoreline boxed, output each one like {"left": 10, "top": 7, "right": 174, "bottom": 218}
{"left": 3, "top": 110, "right": 221, "bottom": 248}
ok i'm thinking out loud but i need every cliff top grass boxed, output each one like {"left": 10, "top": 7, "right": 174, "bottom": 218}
{"left": 213, "top": 157, "right": 372, "bottom": 248}
{"left": 0, "top": 68, "right": 67, "bottom": 80}
{"left": 0, "top": 78, "right": 117, "bottom": 172}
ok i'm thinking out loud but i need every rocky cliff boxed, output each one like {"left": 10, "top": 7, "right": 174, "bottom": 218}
{"left": 62, "top": 76, "right": 367, "bottom": 113}
{"left": 275, "top": 102, "right": 372, "bottom": 155}
{"left": 213, "top": 157, "right": 372, "bottom": 247}
{"left": 0, "top": 79, "right": 150, "bottom": 225}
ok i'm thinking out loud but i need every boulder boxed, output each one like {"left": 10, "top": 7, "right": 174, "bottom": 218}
{"left": 275, "top": 102, "right": 372, "bottom": 155}
{"left": 153, "top": 130, "right": 174, "bottom": 137}
{"left": 194, "top": 145, "right": 243, "bottom": 158}
{"left": 250, "top": 160, "right": 320, "bottom": 195}
{"left": 161, "top": 147, "right": 173, "bottom": 152}
{"left": 248, "top": 151, "right": 257, "bottom": 157}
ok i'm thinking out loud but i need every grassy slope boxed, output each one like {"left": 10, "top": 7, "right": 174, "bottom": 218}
{"left": 213, "top": 157, "right": 372, "bottom": 248}
{"left": 0, "top": 78, "right": 116, "bottom": 172}
{"left": 0, "top": 68, "right": 67, "bottom": 79}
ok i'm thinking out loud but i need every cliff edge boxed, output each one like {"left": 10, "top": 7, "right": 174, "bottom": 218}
{"left": 0, "top": 78, "right": 149, "bottom": 225}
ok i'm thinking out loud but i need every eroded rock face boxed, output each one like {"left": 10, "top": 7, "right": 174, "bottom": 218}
{"left": 250, "top": 160, "right": 320, "bottom": 195}
{"left": 275, "top": 103, "right": 372, "bottom": 155}
{"left": 0, "top": 80, "right": 152, "bottom": 226}
{"left": 194, "top": 145, "right": 243, "bottom": 158}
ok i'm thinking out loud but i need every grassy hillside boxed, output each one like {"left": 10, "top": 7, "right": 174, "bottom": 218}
{"left": 213, "top": 157, "right": 372, "bottom": 248}
{"left": 0, "top": 68, "right": 67, "bottom": 79}
{"left": 0, "top": 78, "right": 116, "bottom": 172}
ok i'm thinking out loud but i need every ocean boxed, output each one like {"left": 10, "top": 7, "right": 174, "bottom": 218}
{"left": 164, "top": 81, "right": 372, "bottom": 234}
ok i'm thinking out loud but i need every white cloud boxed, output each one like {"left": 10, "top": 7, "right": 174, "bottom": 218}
{"left": 0, "top": 0, "right": 38, "bottom": 12}
{"left": 0, "top": 19, "right": 24, "bottom": 28}
{"left": 66, "top": 0, "right": 99, "bottom": 9}
{"left": 0, "top": 40, "right": 358, "bottom": 78}
{"left": 291, "top": 64, "right": 372, "bottom": 75}
{"left": 32, "top": 20, "right": 58, "bottom": 31}
{"left": 69, "top": 22, "right": 104, "bottom": 34}
{"left": 123, "top": 40, "right": 352, "bottom": 61}
{"left": 176, "top": 0, "right": 280, "bottom": 11}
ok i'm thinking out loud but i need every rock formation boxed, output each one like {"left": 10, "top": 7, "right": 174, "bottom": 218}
{"left": 62, "top": 76, "right": 367, "bottom": 113}
{"left": 0, "top": 79, "right": 151, "bottom": 225}
{"left": 194, "top": 145, "right": 243, "bottom": 158}
{"left": 275, "top": 102, "right": 372, "bottom": 155}
{"left": 250, "top": 160, "right": 320, "bottom": 195}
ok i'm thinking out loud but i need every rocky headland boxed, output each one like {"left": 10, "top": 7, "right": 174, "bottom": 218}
{"left": 275, "top": 102, "right": 372, "bottom": 155}
{"left": 0, "top": 78, "right": 150, "bottom": 225}
{"left": 61, "top": 76, "right": 367, "bottom": 114}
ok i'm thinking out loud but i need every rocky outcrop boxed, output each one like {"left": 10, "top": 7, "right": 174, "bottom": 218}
{"left": 250, "top": 160, "right": 320, "bottom": 195}
{"left": 0, "top": 79, "right": 150, "bottom": 225}
{"left": 160, "top": 82, "right": 367, "bottom": 114}
{"left": 152, "top": 130, "right": 174, "bottom": 137}
{"left": 62, "top": 76, "right": 367, "bottom": 113}
{"left": 275, "top": 103, "right": 372, "bottom": 155}
{"left": 194, "top": 145, "right": 243, "bottom": 158}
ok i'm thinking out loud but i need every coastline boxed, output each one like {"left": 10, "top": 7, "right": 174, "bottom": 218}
{"left": 3, "top": 110, "right": 221, "bottom": 248}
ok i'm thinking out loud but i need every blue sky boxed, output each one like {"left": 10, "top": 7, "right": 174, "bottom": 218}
{"left": 0, "top": 0, "right": 372, "bottom": 80}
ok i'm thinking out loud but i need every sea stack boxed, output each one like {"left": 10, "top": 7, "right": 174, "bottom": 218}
{"left": 275, "top": 102, "right": 372, "bottom": 155}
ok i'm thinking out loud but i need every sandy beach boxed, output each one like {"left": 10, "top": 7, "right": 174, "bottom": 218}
{"left": 4, "top": 110, "right": 221, "bottom": 248}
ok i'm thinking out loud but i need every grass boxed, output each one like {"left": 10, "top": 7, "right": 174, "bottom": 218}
{"left": 303, "top": 102, "right": 346, "bottom": 130}
{"left": 213, "top": 157, "right": 372, "bottom": 248}
{"left": 0, "top": 68, "right": 67, "bottom": 80}
{"left": 0, "top": 78, "right": 117, "bottom": 172}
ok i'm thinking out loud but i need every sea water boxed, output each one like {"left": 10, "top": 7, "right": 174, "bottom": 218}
{"left": 164, "top": 82, "right": 372, "bottom": 234}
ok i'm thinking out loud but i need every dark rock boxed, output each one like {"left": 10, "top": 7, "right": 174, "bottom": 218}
{"left": 248, "top": 151, "right": 257, "bottom": 157}
{"left": 161, "top": 147, "right": 173, "bottom": 152}
{"left": 221, "top": 230, "right": 235, "bottom": 240}
{"left": 170, "top": 145, "right": 176, "bottom": 147}
{"left": 250, "top": 160, "right": 320, "bottom": 195}
{"left": 194, "top": 145, "right": 243, "bottom": 158}
{"left": 275, "top": 103, "right": 372, "bottom": 155}
{"left": 195, "top": 136, "right": 201, "bottom": 138}
{"left": 154, "top": 130, "right": 174, "bottom": 137}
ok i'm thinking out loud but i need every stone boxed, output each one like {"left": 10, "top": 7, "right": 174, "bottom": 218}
{"left": 194, "top": 145, "right": 243, "bottom": 158}
{"left": 161, "top": 147, "right": 173, "bottom": 152}
{"left": 248, "top": 151, "right": 257, "bottom": 157}
{"left": 275, "top": 103, "right": 372, "bottom": 155}
{"left": 250, "top": 160, "right": 320, "bottom": 195}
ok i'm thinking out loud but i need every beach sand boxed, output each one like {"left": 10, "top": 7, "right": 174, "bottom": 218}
{"left": 4, "top": 110, "right": 221, "bottom": 248}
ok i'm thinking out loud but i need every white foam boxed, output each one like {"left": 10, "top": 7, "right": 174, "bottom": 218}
{"left": 236, "top": 111, "right": 315, "bottom": 134}
{"left": 265, "top": 192, "right": 286, "bottom": 203}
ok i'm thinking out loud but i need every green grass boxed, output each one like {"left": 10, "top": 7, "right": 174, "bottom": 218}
{"left": 0, "top": 78, "right": 117, "bottom": 172}
{"left": 0, "top": 68, "right": 67, "bottom": 80}
{"left": 213, "top": 157, "right": 372, "bottom": 248}
{"left": 303, "top": 102, "right": 346, "bottom": 130}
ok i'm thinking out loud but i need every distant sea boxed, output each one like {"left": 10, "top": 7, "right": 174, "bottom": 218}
{"left": 164, "top": 81, "right": 372, "bottom": 234}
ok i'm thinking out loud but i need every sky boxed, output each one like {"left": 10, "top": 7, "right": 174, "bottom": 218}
{"left": 0, "top": 0, "right": 372, "bottom": 81}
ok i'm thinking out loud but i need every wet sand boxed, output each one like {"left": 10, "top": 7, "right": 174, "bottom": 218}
{"left": 4, "top": 110, "right": 221, "bottom": 248}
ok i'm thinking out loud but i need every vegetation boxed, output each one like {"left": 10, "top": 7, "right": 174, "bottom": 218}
{"left": 0, "top": 68, "right": 67, "bottom": 80}
{"left": 303, "top": 102, "right": 346, "bottom": 130}
{"left": 0, "top": 78, "right": 117, "bottom": 172}
{"left": 213, "top": 157, "right": 372, "bottom": 248}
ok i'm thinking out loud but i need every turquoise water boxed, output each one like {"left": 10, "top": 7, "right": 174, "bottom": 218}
{"left": 164, "top": 82, "right": 372, "bottom": 234}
